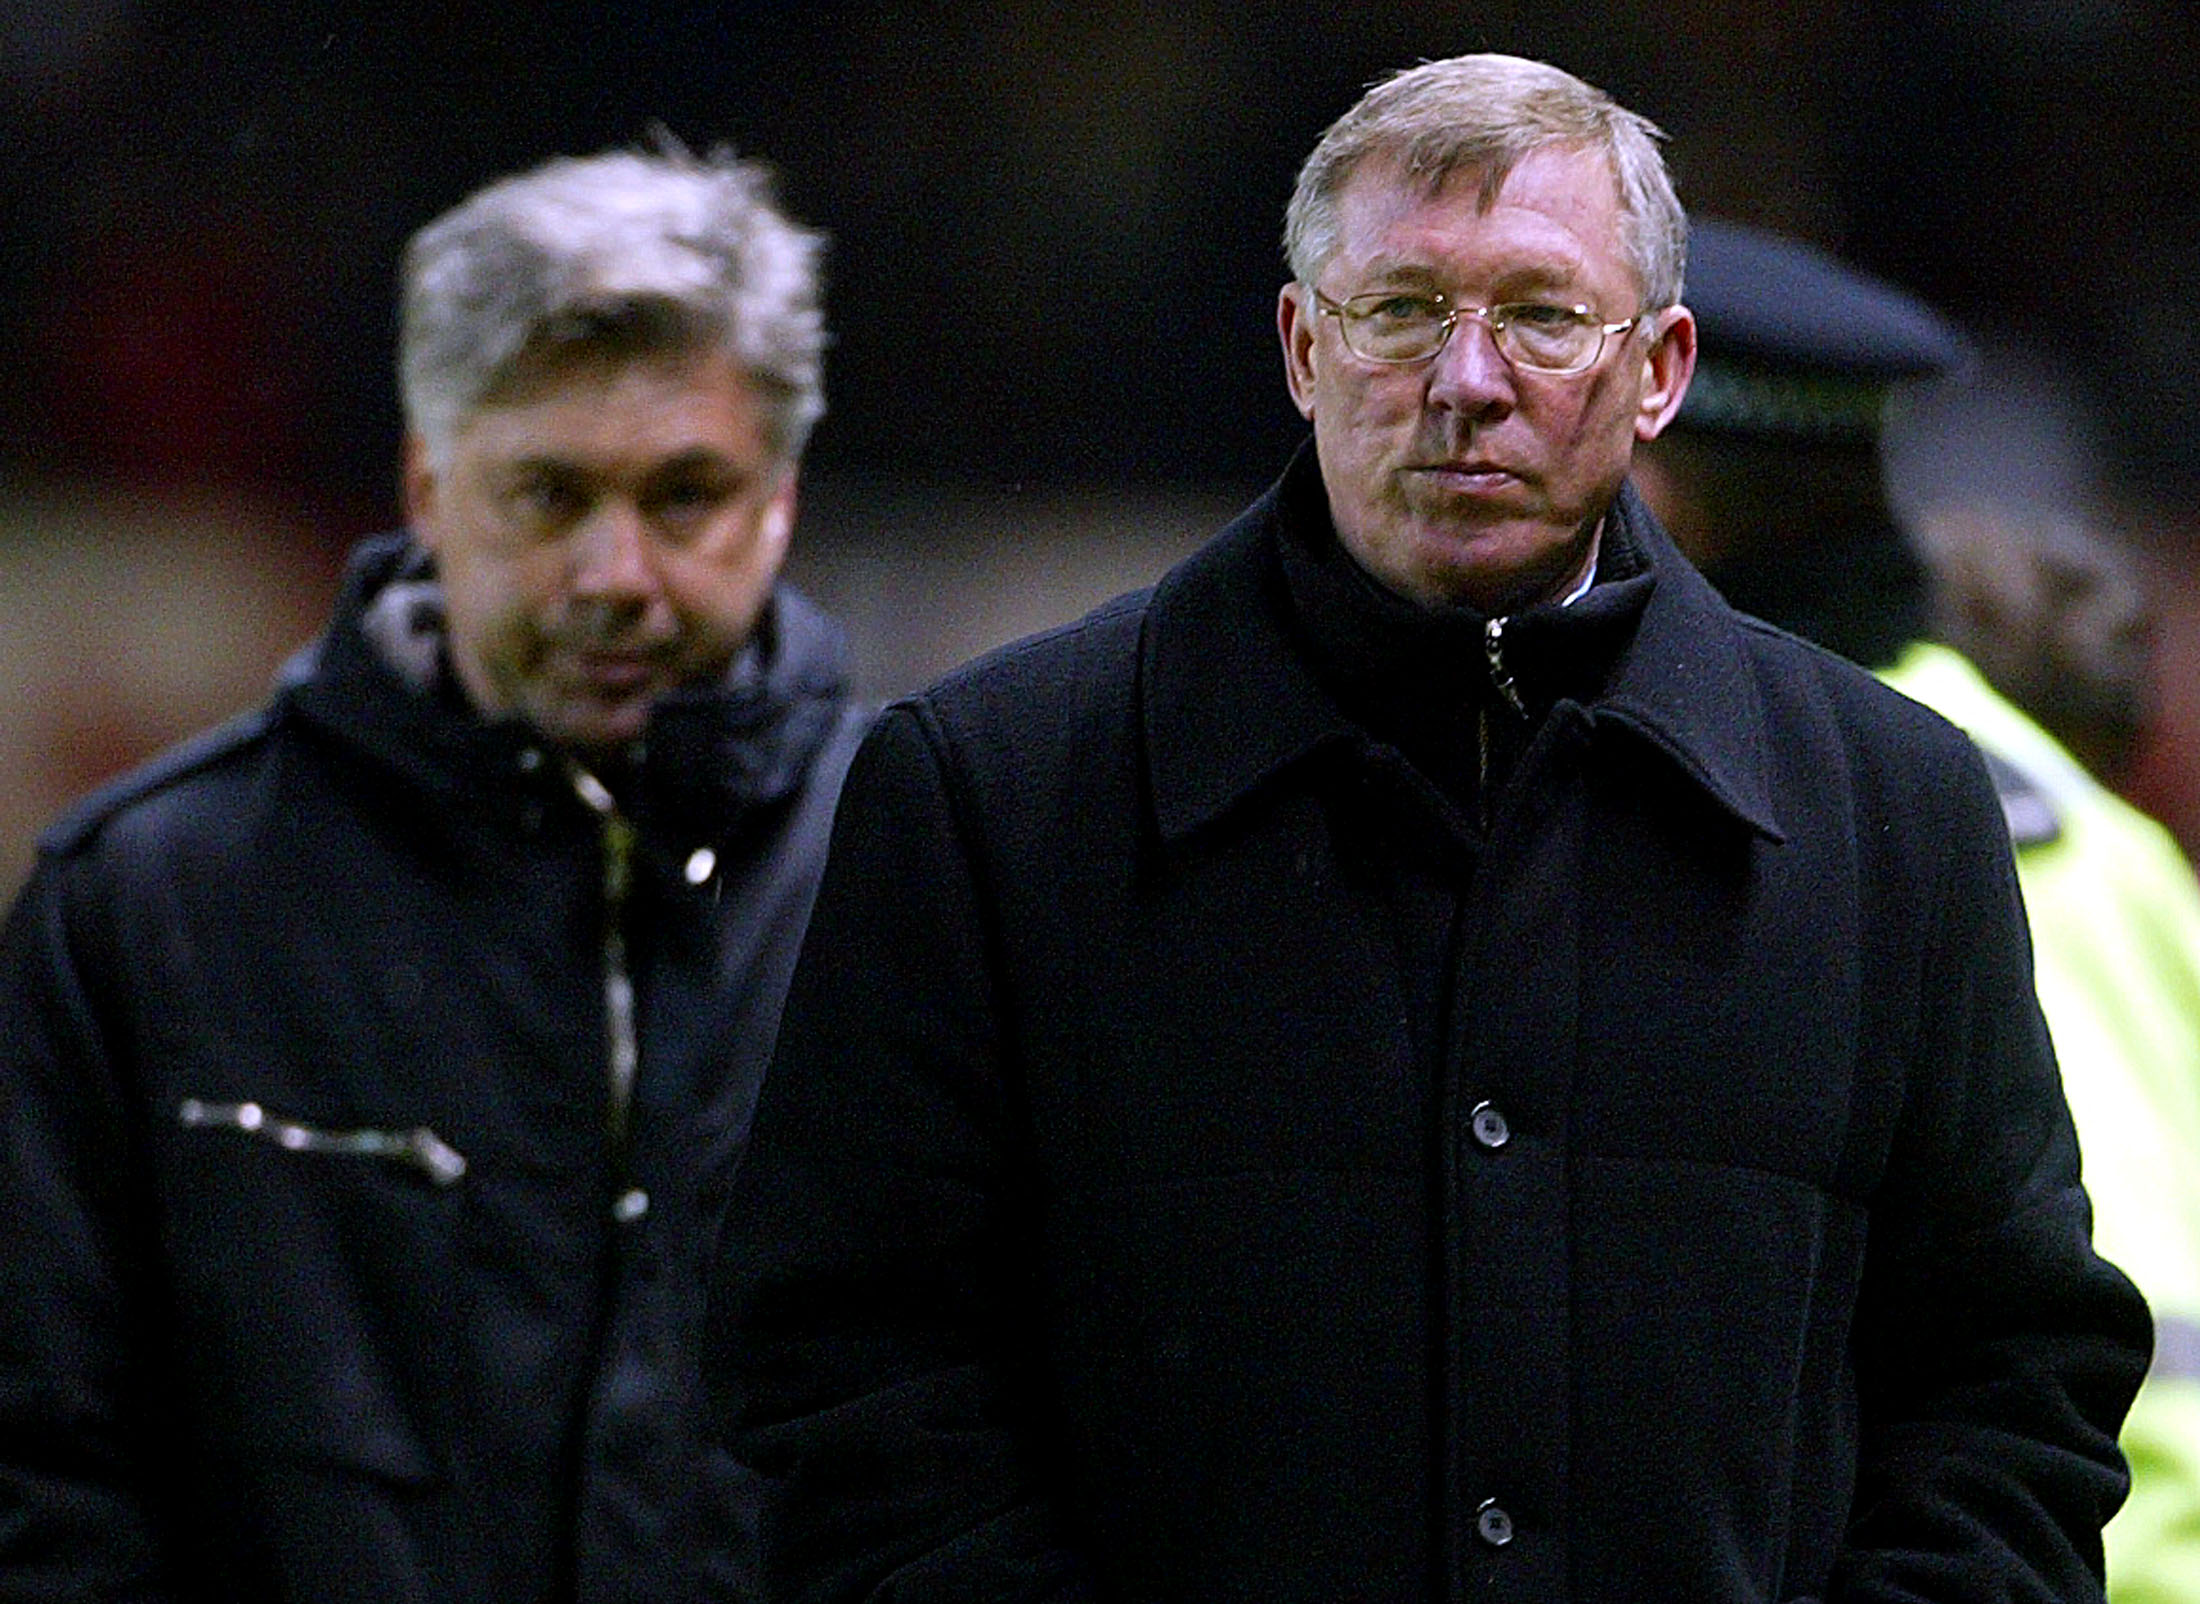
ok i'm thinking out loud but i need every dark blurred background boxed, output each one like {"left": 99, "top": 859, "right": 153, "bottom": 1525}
{"left": 7, "top": 0, "right": 2200, "bottom": 886}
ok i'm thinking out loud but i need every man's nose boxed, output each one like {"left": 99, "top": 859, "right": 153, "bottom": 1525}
{"left": 569, "top": 502, "right": 657, "bottom": 598}
{"left": 1424, "top": 310, "right": 1516, "bottom": 417}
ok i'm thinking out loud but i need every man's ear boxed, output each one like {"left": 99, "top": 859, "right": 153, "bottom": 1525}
{"left": 1634, "top": 305, "right": 1698, "bottom": 442}
{"left": 402, "top": 433, "right": 444, "bottom": 551}
{"left": 1278, "top": 284, "right": 1320, "bottom": 421}
{"left": 757, "top": 473, "right": 798, "bottom": 570}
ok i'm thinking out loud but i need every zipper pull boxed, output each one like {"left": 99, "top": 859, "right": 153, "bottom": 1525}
{"left": 1485, "top": 615, "right": 1526, "bottom": 716}
{"left": 567, "top": 761, "right": 640, "bottom": 1147}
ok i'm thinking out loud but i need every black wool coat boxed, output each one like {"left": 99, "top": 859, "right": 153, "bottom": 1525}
{"left": 0, "top": 533, "right": 868, "bottom": 1604}
{"left": 704, "top": 457, "right": 2150, "bottom": 1604}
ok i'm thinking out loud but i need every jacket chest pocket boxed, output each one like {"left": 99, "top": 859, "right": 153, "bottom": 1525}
{"left": 159, "top": 1095, "right": 467, "bottom": 1486}
{"left": 178, "top": 1098, "right": 467, "bottom": 1186}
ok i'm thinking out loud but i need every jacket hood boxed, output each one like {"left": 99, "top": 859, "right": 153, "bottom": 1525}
{"left": 282, "top": 531, "right": 855, "bottom": 827}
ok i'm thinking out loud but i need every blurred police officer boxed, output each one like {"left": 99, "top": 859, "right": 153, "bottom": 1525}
{"left": 1634, "top": 214, "right": 2200, "bottom": 1604}
{"left": 0, "top": 145, "right": 866, "bottom": 1603}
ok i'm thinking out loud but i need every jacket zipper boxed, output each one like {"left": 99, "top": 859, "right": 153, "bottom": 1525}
{"left": 1479, "top": 616, "right": 1526, "bottom": 832}
{"left": 1483, "top": 615, "right": 1525, "bottom": 717}
{"left": 569, "top": 762, "right": 639, "bottom": 1149}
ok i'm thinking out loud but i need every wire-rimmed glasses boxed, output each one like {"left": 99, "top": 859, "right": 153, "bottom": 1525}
{"left": 1315, "top": 287, "right": 1639, "bottom": 375}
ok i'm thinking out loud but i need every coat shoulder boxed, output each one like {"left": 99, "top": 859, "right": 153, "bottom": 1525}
{"left": 37, "top": 703, "right": 283, "bottom": 865}
{"left": 1733, "top": 612, "right": 1983, "bottom": 769}
{"left": 1725, "top": 617, "right": 2013, "bottom": 892}
{"left": 835, "top": 587, "right": 1159, "bottom": 878}
{"left": 904, "top": 586, "right": 1152, "bottom": 757}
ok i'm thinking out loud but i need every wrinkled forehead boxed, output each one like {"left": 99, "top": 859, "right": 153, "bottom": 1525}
{"left": 1325, "top": 142, "right": 1635, "bottom": 286}
{"left": 439, "top": 346, "right": 787, "bottom": 478}
{"left": 472, "top": 332, "right": 749, "bottom": 421}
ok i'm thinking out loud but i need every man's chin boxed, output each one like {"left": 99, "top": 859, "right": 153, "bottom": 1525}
{"left": 1403, "top": 520, "right": 1588, "bottom": 613}
{"left": 523, "top": 695, "right": 656, "bottom": 759}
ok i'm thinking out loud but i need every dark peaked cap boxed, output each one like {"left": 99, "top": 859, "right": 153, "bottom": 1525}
{"left": 1678, "top": 215, "right": 1970, "bottom": 441}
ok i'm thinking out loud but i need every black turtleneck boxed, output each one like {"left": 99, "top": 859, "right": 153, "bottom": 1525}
{"left": 1274, "top": 460, "right": 1659, "bottom": 826}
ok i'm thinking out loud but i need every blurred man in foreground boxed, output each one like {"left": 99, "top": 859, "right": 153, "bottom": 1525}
{"left": 702, "top": 54, "right": 2147, "bottom": 1603}
{"left": 0, "top": 145, "right": 866, "bottom": 1602}
{"left": 1634, "top": 213, "right": 2200, "bottom": 1604}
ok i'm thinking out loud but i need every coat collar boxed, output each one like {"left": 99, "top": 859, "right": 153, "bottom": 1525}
{"left": 1589, "top": 482, "right": 1786, "bottom": 841}
{"left": 1140, "top": 443, "right": 1785, "bottom": 845}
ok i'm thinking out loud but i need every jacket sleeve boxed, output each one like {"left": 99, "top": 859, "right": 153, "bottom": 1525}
{"left": 2108, "top": 1366, "right": 2200, "bottom": 1604}
{"left": 0, "top": 857, "right": 185, "bottom": 1602}
{"left": 699, "top": 704, "right": 1100, "bottom": 1604}
{"left": 1834, "top": 744, "right": 2153, "bottom": 1603}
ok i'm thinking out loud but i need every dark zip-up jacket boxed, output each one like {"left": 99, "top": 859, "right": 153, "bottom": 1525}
{"left": 703, "top": 449, "right": 2149, "bottom": 1603}
{"left": 0, "top": 532, "right": 867, "bottom": 1604}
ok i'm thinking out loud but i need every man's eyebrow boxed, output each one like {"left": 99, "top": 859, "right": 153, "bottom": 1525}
{"left": 1339, "top": 259, "right": 1585, "bottom": 297}
{"left": 1486, "top": 259, "right": 1590, "bottom": 296}
{"left": 654, "top": 447, "right": 740, "bottom": 473}
{"left": 498, "top": 454, "right": 589, "bottom": 477}
{"left": 1345, "top": 258, "right": 1445, "bottom": 287}
{"left": 1503, "top": 274, "right": 1584, "bottom": 295}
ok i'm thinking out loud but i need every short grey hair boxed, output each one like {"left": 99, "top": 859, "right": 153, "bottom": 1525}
{"left": 400, "top": 141, "right": 827, "bottom": 465}
{"left": 1284, "top": 54, "right": 1686, "bottom": 313}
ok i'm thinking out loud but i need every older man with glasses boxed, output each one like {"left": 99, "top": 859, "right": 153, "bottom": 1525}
{"left": 701, "top": 54, "right": 2148, "bottom": 1604}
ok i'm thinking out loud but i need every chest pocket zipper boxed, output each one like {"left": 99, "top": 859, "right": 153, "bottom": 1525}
{"left": 176, "top": 1098, "right": 468, "bottom": 1187}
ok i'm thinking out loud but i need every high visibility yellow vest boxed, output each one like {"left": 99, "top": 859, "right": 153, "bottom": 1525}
{"left": 1885, "top": 642, "right": 2200, "bottom": 1604}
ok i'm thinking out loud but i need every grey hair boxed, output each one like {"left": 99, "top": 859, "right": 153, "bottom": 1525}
{"left": 400, "top": 141, "right": 827, "bottom": 465}
{"left": 1283, "top": 54, "right": 1686, "bottom": 312}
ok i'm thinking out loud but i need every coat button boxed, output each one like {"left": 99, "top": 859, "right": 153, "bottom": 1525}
{"left": 1476, "top": 1499, "right": 1515, "bottom": 1548}
{"left": 684, "top": 847, "right": 717, "bottom": 885}
{"left": 1469, "top": 1101, "right": 1510, "bottom": 1150}
{"left": 613, "top": 1188, "right": 650, "bottom": 1223}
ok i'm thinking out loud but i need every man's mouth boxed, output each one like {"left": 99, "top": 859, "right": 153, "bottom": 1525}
{"left": 1410, "top": 460, "right": 1522, "bottom": 492}
{"left": 567, "top": 648, "right": 666, "bottom": 694}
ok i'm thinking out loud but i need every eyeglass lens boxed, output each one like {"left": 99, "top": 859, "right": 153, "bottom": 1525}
{"left": 1336, "top": 295, "right": 1605, "bottom": 371}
